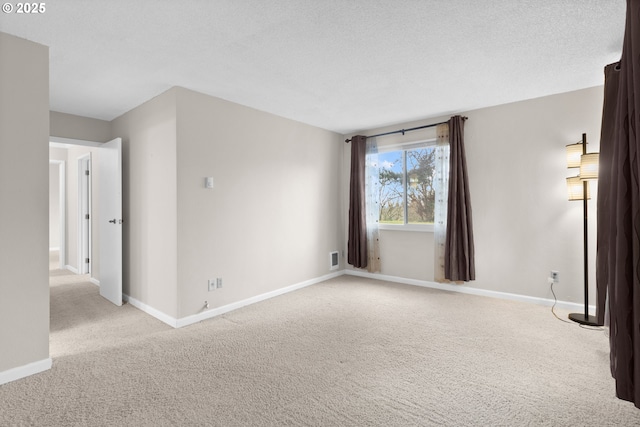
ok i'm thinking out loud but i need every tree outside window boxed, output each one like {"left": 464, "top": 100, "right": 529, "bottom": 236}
{"left": 378, "top": 145, "right": 436, "bottom": 226}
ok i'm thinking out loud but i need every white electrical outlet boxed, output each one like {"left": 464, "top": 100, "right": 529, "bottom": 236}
{"left": 216, "top": 278, "right": 223, "bottom": 289}
{"left": 208, "top": 279, "right": 216, "bottom": 291}
{"left": 550, "top": 271, "right": 559, "bottom": 283}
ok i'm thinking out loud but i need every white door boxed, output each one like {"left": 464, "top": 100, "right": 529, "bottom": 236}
{"left": 99, "top": 138, "right": 123, "bottom": 306}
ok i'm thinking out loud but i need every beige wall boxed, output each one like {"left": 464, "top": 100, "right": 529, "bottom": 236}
{"left": 175, "top": 88, "right": 343, "bottom": 318}
{"left": 111, "top": 88, "right": 179, "bottom": 318}
{"left": 50, "top": 111, "right": 111, "bottom": 142}
{"left": 111, "top": 86, "right": 342, "bottom": 320}
{"left": 343, "top": 86, "right": 604, "bottom": 305}
{"left": 465, "top": 86, "right": 602, "bottom": 304}
{"left": 0, "top": 33, "right": 50, "bottom": 372}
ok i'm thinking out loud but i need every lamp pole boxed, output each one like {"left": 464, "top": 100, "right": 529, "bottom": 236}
{"left": 569, "top": 133, "right": 601, "bottom": 326}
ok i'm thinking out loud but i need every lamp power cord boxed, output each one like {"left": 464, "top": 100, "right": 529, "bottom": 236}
{"left": 549, "top": 280, "right": 604, "bottom": 331}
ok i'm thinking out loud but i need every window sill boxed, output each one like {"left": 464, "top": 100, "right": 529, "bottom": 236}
{"left": 378, "top": 224, "right": 434, "bottom": 233}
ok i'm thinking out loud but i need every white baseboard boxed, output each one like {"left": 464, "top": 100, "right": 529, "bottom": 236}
{"left": 89, "top": 278, "right": 100, "bottom": 287}
{"left": 345, "top": 270, "right": 596, "bottom": 315}
{"left": 124, "top": 269, "right": 595, "bottom": 329}
{"left": 176, "top": 270, "right": 344, "bottom": 328}
{"left": 0, "top": 358, "right": 52, "bottom": 386}
{"left": 49, "top": 247, "right": 60, "bottom": 252}
{"left": 123, "top": 294, "right": 178, "bottom": 328}
{"left": 124, "top": 271, "right": 344, "bottom": 329}
{"left": 64, "top": 265, "right": 79, "bottom": 274}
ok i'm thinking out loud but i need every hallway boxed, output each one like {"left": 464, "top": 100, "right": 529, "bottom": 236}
{"left": 48, "top": 251, "right": 167, "bottom": 358}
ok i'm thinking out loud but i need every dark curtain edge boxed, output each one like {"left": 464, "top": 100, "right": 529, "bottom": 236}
{"left": 596, "top": 62, "right": 621, "bottom": 325}
{"left": 347, "top": 135, "right": 368, "bottom": 269}
{"left": 597, "top": 0, "right": 640, "bottom": 408}
{"left": 444, "top": 115, "right": 476, "bottom": 282}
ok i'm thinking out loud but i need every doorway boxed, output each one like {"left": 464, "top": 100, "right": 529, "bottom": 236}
{"left": 49, "top": 137, "right": 101, "bottom": 279}
{"left": 48, "top": 136, "right": 123, "bottom": 305}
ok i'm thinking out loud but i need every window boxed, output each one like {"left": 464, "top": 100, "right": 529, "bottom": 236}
{"left": 378, "top": 141, "right": 436, "bottom": 230}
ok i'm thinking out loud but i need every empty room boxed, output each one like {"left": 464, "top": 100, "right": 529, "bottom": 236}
{"left": 2, "top": 1, "right": 640, "bottom": 425}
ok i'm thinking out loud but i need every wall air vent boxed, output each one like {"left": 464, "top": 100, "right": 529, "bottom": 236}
{"left": 330, "top": 251, "right": 339, "bottom": 271}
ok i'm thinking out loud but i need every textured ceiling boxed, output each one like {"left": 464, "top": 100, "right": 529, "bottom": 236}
{"left": 0, "top": 0, "right": 625, "bottom": 134}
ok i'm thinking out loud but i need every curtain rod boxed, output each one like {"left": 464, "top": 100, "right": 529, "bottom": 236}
{"left": 344, "top": 116, "right": 468, "bottom": 143}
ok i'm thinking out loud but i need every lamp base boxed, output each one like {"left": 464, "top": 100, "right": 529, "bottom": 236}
{"left": 568, "top": 313, "right": 602, "bottom": 326}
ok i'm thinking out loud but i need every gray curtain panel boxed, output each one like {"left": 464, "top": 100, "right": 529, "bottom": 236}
{"left": 347, "top": 135, "right": 368, "bottom": 268}
{"left": 444, "top": 115, "right": 475, "bottom": 282}
{"left": 596, "top": 0, "right": 640, "bottom": 408}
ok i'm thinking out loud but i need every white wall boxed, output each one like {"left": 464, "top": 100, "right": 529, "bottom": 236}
{"left": 343, "top": 86, "right": 604, "bottom": 306}
{"left": 175, "top": 87, "right": 343, "bottom": 318}
{"left": 49, "top": 148, "right": 67, "bottom": 269}
{"left": 0, "top": 32, "right": 50, "bottom": 374}
{"left": 49, "top": 163, "right": 60, "bottom": 249}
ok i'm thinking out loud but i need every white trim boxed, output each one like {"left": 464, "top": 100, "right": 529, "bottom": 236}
{"left": 123, "top": 294, "right": 178, "bottom": 328}
{"left": 377, "top": 137, "right": 437, "bottom": 153}
{"left": 123, "top": 271, "right": 344, "bottom": 329}
{"left": 50, "top": 136, "right": 103, "bottom": 148}
{"left": 77, "top": 153, "right": 92, "bottom": 276}
{"left": 124, "top": 269, "right": 595, "bottom": 330}
{"left": 176, "top": 271, "right": 344, "bottom": 328}
{"left": 379, "top": 224, "right": 434, "bottom": 232}
{"left": 345, "top": 270, "right": 596, "bottom": 315}
{"left": 64, "top": 265, "right": 79, "bottom": 274}
{"left": 89, "top": 278, "right": 100, "bottom": 287}
{"left": 0, "top": 358, "right": 52, "bottom": 386}
{"left": 49, "top": 159, "right": 66, "bottom": 269}
{"left": 49, "top": 247, "right": 60, "bottom": 251}
{"left": 59, "top": 161, "right": 66, "bottom": 269}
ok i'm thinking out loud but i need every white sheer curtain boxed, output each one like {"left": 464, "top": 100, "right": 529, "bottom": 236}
{"left": 365, "top": 137, "right": 381, "bottom": 273}
{"left": 434, "top": 124, "right": 450, "bottom": 282}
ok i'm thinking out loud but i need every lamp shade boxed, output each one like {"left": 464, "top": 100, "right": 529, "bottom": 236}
{"left": 566, "top": 143, "right": 584, "bottom": 168}
{"left": 567, "top": 176, "right": 590, "bottom": 201}
{"left": 580, "top": 153, "right": 599, "bottom": 180}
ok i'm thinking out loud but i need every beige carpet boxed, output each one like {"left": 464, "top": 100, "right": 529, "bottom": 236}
{"left": 2, "top": 256, "right": 639, "bottom": 426}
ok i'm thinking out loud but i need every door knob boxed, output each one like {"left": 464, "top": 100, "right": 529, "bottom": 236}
{"left": 109, "top": 219, "right": 117, "bottom": 224}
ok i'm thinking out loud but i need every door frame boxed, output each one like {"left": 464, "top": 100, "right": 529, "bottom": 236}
{"left": 49, "top": 159, "right": 66, "bottom": 269}
{"left": 50, "top": 136, "right": 123, "bottom": 306}
{"left": 77, "top": 153, "right": 92, "bottom": 275}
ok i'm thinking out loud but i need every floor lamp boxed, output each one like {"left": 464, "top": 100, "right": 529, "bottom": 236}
{"left": 565, "top": 133, "right": 601, "bottom": 326}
